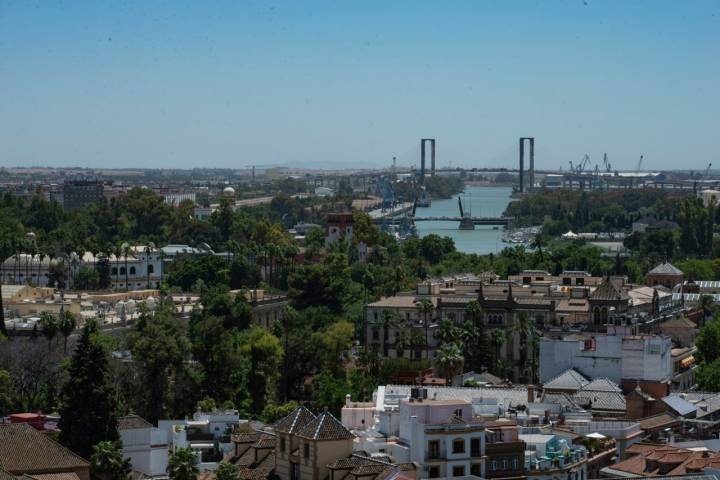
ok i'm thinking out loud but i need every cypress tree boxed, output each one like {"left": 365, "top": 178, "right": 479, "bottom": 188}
{"left": 59, "top": 319, "right": 118, "bottom": 459}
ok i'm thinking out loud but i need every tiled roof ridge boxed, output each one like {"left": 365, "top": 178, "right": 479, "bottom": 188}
{"left": 351, "top": 453, "right": 395, "bottom": 467}
{"left": 297, "top": 410, "right": 353, "bottom": 440}
{"left": 544, "top": 368, "right": 588, "bottom": 388}
{"left": 273, "top": 405, "right": 316, "bottom": 434}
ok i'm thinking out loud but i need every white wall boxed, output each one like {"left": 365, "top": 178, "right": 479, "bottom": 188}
{"left": 540, "top": 334, "right": 672, "bottom": 384}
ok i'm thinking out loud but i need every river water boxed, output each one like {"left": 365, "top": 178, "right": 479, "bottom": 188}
{"left": 414, "top": 185, "right": 513, "bottom": 254}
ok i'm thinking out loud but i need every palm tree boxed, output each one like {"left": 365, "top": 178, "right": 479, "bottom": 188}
{"left": 39, "top": 311, "right": 58, "bottom": 352}
{"left": 436, "top": 318, "right": 460, "bottom": 346}
{"left": 144, "top": 242, "right": 156, "bottom": 289}
{"left": 434, "top": 343, "right": 464, "bottom": 383}
{"left": 120, "top": 242, "right": 130, "bottom": 292}
{"left": 511, "top": 312, "right": 541, "bottom": 383}
{"left": 113, "top": 244, "right": 123, "bottom": 290}
{"left": 380, "top": 309, "right": 398, "bottom": 357}
{"left": 0, "top": 237, "right": 15, "bottom": 337}
{"left": 490, "top": 329, "right": 506, "bottom": 375}
{"left": 531, "top": 232, "right": 545, "bottom": 262}
{"left": 91, "top": 441, "right": 131, "bottom": 480}
{"left": 58, "top": 309, "right": 77, "bottom": 354}
{"left": 699, "top": 294, "right": 715, "bottom": 327}
{"left": 167, "top": 447, "right": 199, "bottom": 480}
{"left": 280, "top": 305, "right": 298, "bottom": 401}
{"left": 417, "top": 299, "right": 435, "bottom": 360}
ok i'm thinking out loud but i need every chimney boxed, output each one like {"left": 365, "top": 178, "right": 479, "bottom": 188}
{"left": 527, "top": 384, "right": 535, "bottom": 404}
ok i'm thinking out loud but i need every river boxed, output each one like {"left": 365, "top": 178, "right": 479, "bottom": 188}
{"left": 414, "top": 185, "right": 513, "bottom": 254}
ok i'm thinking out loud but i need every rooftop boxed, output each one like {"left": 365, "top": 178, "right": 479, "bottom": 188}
{"left": 648, "top": 262, "right": 684, "bottom": 276}
{"left": 543, "top": 368, "right": 589, "bottom": 391}
{"left": 297, "top": 411, "right": 354, "bottom": 441}
{"left": 0, "top": 423, "right": 90, "bottom": 473}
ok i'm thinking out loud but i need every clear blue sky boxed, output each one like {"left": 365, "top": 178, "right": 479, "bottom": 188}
{"left": 1, "top": 0, "right": 718, "bottom": 171}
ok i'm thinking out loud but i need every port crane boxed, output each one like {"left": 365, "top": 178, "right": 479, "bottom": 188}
{"left": 569, "top": 154, "right": 591, "bottom": 174}
{"left": 602, "top": 153, "right": 612, "bottom": 172}
{"left": 635, "top": 155, "right": 644, "bottom": 174}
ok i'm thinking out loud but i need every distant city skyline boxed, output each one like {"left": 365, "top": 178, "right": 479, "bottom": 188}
{"left": 1, "top": 1, "right": 718, "bottom": 171}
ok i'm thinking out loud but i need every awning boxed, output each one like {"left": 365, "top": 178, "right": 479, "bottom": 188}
{"left": 586, "top": 432, "right": 607, "bottom": 439}
{"left": 680, "top": 355, "right": 695, "bottom": 368}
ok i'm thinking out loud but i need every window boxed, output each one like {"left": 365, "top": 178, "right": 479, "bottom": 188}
{"left": 523, "top": 277, "right": 531, "bottom": 284}
{"left": 111, "top": 267, "right": 118, "bottom": 275}
{"left": 535, "top": 276, "right": 544, "bottom": 281}
{"left": 428, "top": 440, "right": 440, "bottom": 459}
{"left": 576, "top": 277, "right": 585, "bottom": 286}
{"left": 512, "top": 457, "right": 519, "bottom": 470}
{"left": 119, "top": 267, "right": 126, "bottom": 275}
{"left": 562, "top": 277, "right": 571, "bottom": 285}
{"left": 148, "top": 264, "right": 154, "bottom": 274}
{"left": 373, "top": 312, "right": 378, "bottom": 321}
{"left": 502, "top": 459, "right": 508, "bottom": 470}
{"left": 428, "top": 467, "right": 440, "bottom": 479}
{"left": 129, "top": 266, "right": 136, "bottom": 275}
{"left": 303, "top": 443, "right": 309, "bottom": 458}
{"left": 452, "top": 438, "right": 465, "bottom": 454}
{"left": 471, "top": 464, "right": 481, "bottom": 476}
{"left": 471, "top": 438, "right": 481, "bottom": 456}
{"left": 452, "top": 466, "right": 465, "bottom": 477}
{"left": 491, "top": 461, "right": 497, "bottom": 471}
{"left": 453, "top": 408, "right": 463, "bottom": 419}
{"left": 372, "top": 327, "right": 379, "bottom": 341}
{"left": 280, "top": 437, "right": 286, "bottom": 452}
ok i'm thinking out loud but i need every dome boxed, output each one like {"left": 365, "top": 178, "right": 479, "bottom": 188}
{"left": 223, "top": 186, "right": 236, "bottom": 197}
{"left": 145, "top": 297, "right": 157, "bottom": 310}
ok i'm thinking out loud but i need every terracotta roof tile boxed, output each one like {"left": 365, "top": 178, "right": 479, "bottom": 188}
{"left": 0, "top": 469, "right": 16, "bottom": 480}
{"left": 591, "top": 278, "right": 629, "bottom": 301}
{"left": 237, "top": 451, "right": 276, "bottom": 480}
{"left": 118, "top": 414, "right": 153, "bottom": 430}
{"left": 26, "top": 474, "right": 82, "bottom": 480}
{"left": 0, "top": 423, "right": 90, "bottom": 473}
{"left": 296, "top": 411, "right": 354, "bottom": 441}
{"left": 273, "top": 406, "right": 316, "bottom": 434}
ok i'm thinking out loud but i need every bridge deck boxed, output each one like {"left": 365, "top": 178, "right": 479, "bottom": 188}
{"left": 375, "top": 216, "right": 513, "bottom": 225}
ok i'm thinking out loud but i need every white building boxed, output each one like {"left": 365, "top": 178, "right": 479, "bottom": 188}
{"left": 157, "top": 409, "right": 240, "bottom": 471}
{"left": 94, "top": 246, "right": 163, "bottom": 290}
{"left": 352, "top": 389, "right": 485, "bottom": 479}
{"left": 699, "top": 189, "right": 720, "bottom": 207}
{"left": 118, "top": 415, "right": 169, "bottom": 477}
{"left": 539, "top": 327, "right": 673, "bottom": 385}
{"left": 0, "top": 254, "right": 59, "bottom": 287}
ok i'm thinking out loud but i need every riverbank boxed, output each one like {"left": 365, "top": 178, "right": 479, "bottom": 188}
{"left": 414, "top": 186, "right": 512, "bottom": 254}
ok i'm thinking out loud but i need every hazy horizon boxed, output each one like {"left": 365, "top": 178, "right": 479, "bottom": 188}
{"left": 2, "top": 1, "right": 719, "bottom": 171}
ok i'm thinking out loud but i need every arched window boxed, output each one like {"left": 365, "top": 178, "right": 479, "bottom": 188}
{"left": 452, "top": 438, "right": 465, "bottom": 454}
{"left": 129, "top": 266, "right": 136, "bottom": 275}
{"left": 148, "top": 264, "right": 154, "bottom": 274}
{"left": 119, "top": 267, "right": 126, "bottom": 275}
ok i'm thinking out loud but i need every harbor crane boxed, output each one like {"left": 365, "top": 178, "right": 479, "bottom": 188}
{"left": 603, "top": 153, "right": 612, "bottom": 172}
{"left": 635, "top": 155, "right": 644, "bottom": 174}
